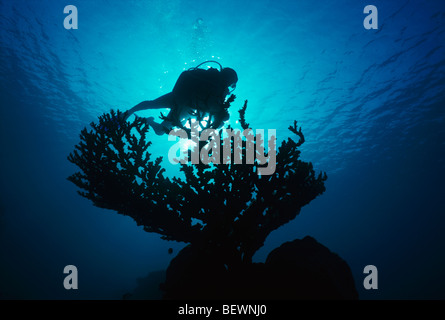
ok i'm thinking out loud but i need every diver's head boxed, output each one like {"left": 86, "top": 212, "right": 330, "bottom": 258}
{"left": 221, "top": 67, "right": 238, "bottom": 92}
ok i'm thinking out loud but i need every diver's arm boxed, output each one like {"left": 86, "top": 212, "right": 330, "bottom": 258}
{"left": 211, "top": 109, "right": 230, "bottom": 129}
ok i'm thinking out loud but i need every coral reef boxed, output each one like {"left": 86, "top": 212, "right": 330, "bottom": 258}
{"left": 67, "top": 99, "right": 348, "bottom": 299}
{"left": 162, "top": 236, "right": 358, "bottom": 299}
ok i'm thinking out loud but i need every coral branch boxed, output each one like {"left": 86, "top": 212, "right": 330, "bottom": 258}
{"left": 238, "top": 100, "right": 249, "bottom": 130}
{"left": 288, "top": 120, "right": 305, "bottom": 147}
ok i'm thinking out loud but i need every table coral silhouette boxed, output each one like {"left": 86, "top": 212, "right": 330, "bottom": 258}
{"left": 66, "top": 98, "right": 356, "bottom": 299}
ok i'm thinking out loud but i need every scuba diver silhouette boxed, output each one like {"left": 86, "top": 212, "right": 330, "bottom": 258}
{"left": 125, "top": 61, "right": 238, "bottom": 135}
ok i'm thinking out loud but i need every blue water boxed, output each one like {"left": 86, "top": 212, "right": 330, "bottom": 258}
{"left": 1, "top": 0, "right": 444, "bottom": 299}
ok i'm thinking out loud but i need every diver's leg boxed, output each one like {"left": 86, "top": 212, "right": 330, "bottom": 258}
{"left": 125, "top": 93, "right": 174, "bottom": 119}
